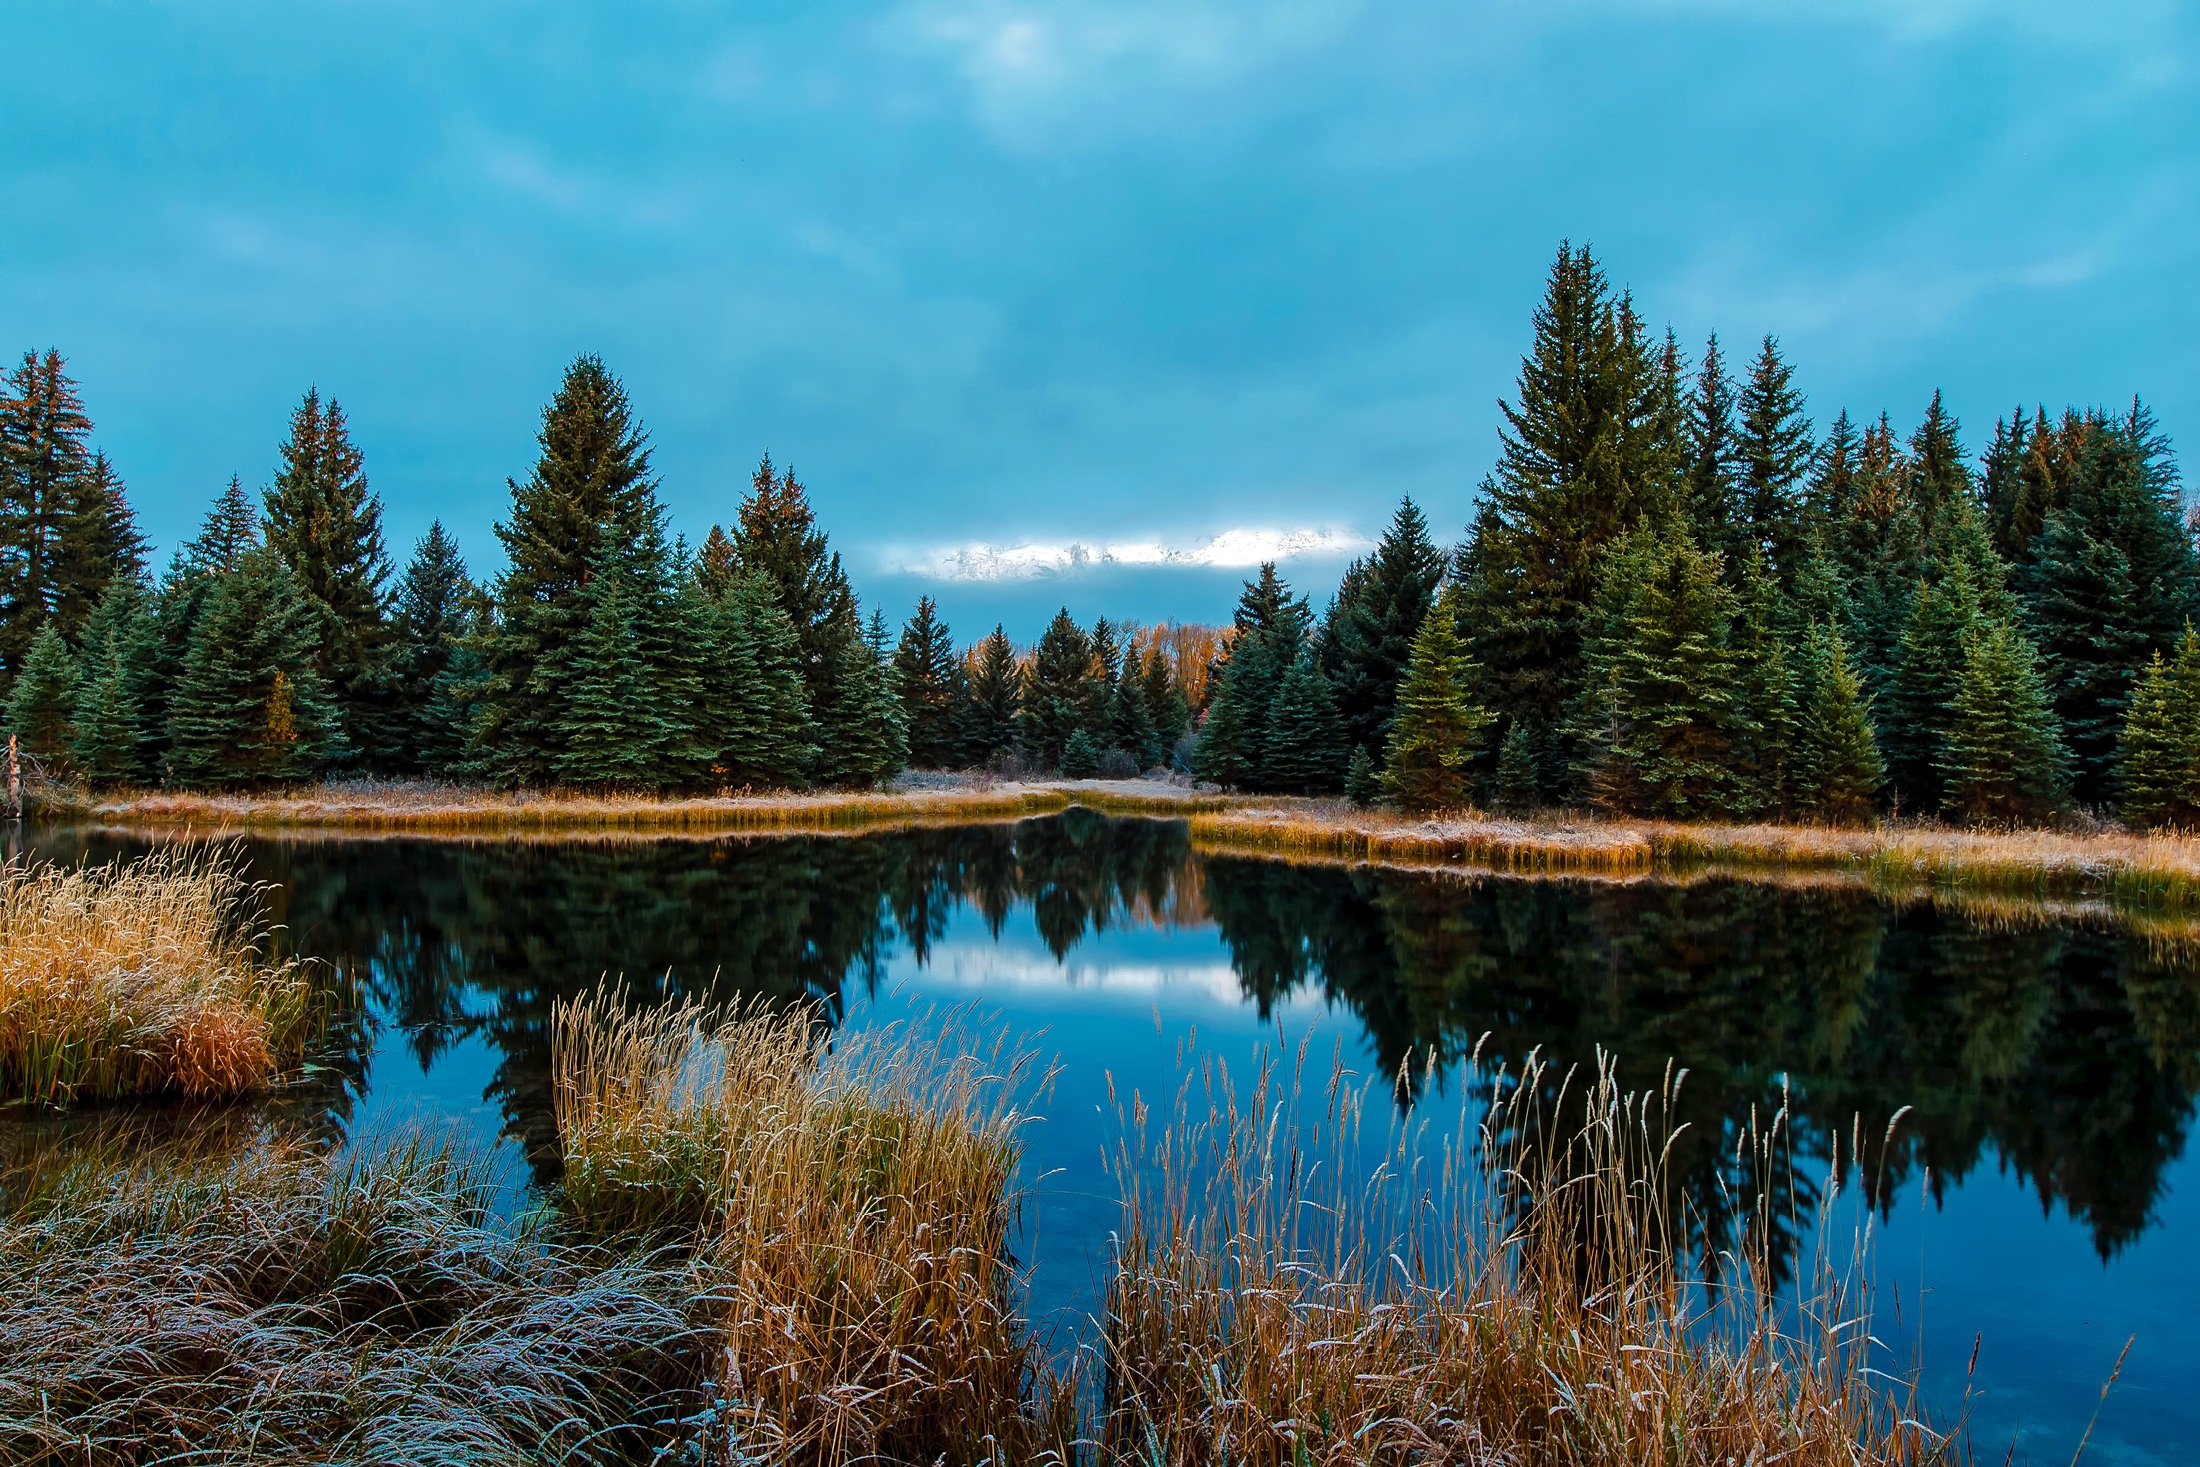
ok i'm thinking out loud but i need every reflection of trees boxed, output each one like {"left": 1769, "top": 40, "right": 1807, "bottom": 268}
{"left": 23, "top": 821, "right": 2198, "bottom": 1271}
{"left": 1197, "top": 856, "right": 2200, "bottom": 1266}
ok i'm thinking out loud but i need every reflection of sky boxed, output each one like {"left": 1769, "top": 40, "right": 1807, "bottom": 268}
{"left": 333, "top": 899, "right": 2198, "bottom": 1462}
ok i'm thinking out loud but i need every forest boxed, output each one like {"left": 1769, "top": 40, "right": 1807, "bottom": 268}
{"left": 3, "top": 243, "right": 2198, "bottom": 827}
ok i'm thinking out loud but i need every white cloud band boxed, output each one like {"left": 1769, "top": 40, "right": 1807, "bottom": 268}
{"left": 887, "top": 525, "right": 1371, "bottom": 582}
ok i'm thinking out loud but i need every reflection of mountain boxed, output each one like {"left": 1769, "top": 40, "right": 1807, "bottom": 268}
{"left": 27, "top": 817, "right": 2200, "bottom": 1267}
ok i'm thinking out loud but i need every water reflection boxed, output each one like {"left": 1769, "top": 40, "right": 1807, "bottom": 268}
{"left": 25, "top": 811, "right": 2200, "bottom": 1279}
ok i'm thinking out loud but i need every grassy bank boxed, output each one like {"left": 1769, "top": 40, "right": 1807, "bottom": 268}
{"left": 0, "top": 849, "right": 316, "bottom": 1106}
{"left": 2, "top": 994, "right": 1958, "bottom": 1465}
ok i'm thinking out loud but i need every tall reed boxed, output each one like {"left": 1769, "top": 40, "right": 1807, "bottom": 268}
{"left": 553, "top": 991, "right": 1060, "bottom": 1465}
{"left": 0, "top": 848, "right": 315, "bottom": 1105}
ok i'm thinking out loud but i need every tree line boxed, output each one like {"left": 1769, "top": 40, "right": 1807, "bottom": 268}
{"left": 1192, "top": 244, "right": 2200, "bottom": 827}
{"left": 6, "top": 240, "right": 2199, "bottom": 824}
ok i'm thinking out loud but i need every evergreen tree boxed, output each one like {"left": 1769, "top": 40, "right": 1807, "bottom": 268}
{"left": 1264, "top": 653, "right": 1348, "bottom": 794}
{"left": 894, "top": 595, "right": 960, "bottom": 767}
{"left": 0, "top": 350, "right": 101, "bottom": 671}
{"left": 693, "top": 569, "right": 816, "bottom": 789}
{"left": 1574, "top": 528, "right": 1747, "bottom": 817}
{"left": 53, "top": 451, "right": 147, "bottom": 640}
{"left": 181, "top": 476, "right": 261, "bottom": 573}
{"left": 1733, "top": 334, "right": 1816, "bottom": 586}
{"left": 694, "top": 524, "right": 740, "bottom": 600}
{"left": 1940, "top": 620, "right": 2069, "bottom": 824}
{"left": 1381, "top": 582, "right": 1493, "bottom": 811}
{"left": 1020, "top": 609, "right": 1094, "bottom": 768}
{"left": 963, "top": 626, "right": 1023, "bottom": 766}
{"left": 1493, "top": 718, "right": 1539, "bottom": 812}
{"left": 1344, "top": 745, "right": 1379, "bottom": 806}
{"left": 1684, "top": 333, "right": 1742, "bottom": 558}
{"left": 2118, "top": 627, "right": 2200, "bottom": 829}
{"left": 868, "top": 607, "right": 911, "bottom": 776}
{"left": 1456, "top": 243, "right": 1678, "bottom": 795}
{"left": 1792, "top": 624, "right": 1884, "bottom": 822}
{"left": 68, "top": 577, "right": 154, "bottom": 785}
{"left": 1061, "top": 728, "right": 1100, "bottom": 779}
{"left": 1191, "top": 661, "right": 1259, "bottom": 790}
{"left": 1907, "top": 391, "right": 1972, "bottom": 549}
{"left": 809, "top": 604, "right": 904, "bottom": 786}
{"left": 1139, "top": 642, "right": 1188, "bottom": 757}
{"left": 1107, "top": 655, "right": 1162, "bottom": 769}
{"left": 1322, "top": 497, "right": 1444, "bottom": 759}
{"left": 264, "top": 388, "right": 397, "bottom": 768}
{"left": 553, "top": 547, "right": 663, "bottom": 788}
{"left": 1816, "top": 413, "right": 1917, "bottom": 698}
{"left": 1726, "top": 550, "right": 1791, "bottom": 816}
{"left": 1882, "top": 566, "right": 1982, "bottom": 815}
{"left": 729, "top": 455, "right": 856, "bottom": 687}
{"left": 389, "top": 522, "right": 473, "bottom": 774}
{"left": 4, "top": 624, "right": 77, "bottom": 763}
{"left": 1206, "top": 564, "right": 1311, "bottom": 789}
{"left": 164, "top": 547, "right": 345, "bottom": 787}
{"left": 476, "top": 356, "right": 660, "bottom": 786}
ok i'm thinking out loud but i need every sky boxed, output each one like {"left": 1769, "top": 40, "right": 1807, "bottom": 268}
{"left": 2, "top": 1, "right": 2195, "bottom": 640}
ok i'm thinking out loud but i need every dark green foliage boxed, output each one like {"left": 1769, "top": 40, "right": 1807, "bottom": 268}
{"left": 1344, "top": 745, "right": 1379, "bottom": 806}
{"left": 1881, "top": 568, "right": 1983, "bottom": 816}
{"left": 389, "top": 522, "right": 473, "bottom": 775}
{"left": 1139, "top": 643, "right": 1188, "bottom": 758}
{"left": 1574, "top": 529, "right": 1744, "bottom": 818}
{"left": 1198, "top": 564, "right": 1313, "bottom": 791}
{"left": 1455, "top": 244, "right": 1681, "bottom": 796}
{"left": 1191, "top": 661, "right": 1259, "bottom": 790}
{"left": 164, "top": 547, "right": 345, "bottom": 787}
{"left": 2117, "top": 627, "right": 2200, "bottom": 829}
{"left": 4, "top": 623, "right": 76, "bottom": 761}
{"left": 1813, "top": 414, "right": 1916, "bottom": 698}
{"left": 181, "top": 477, "right": 261, "bottom": 575}
{"left": 264, "top": 389, "right": 397, "bottom": 768}
{"left": 963, "top": 626, "right": 1023, "bottom": 766}
{"left": 476, "top": 356, "right": 660, "bottom": 787}
{"left": 1725, "top": 552, "right": 1792, "bottom": 817}
{"left": 1060, "top": 728, "right": 1099, "bottom": 779}
{"left": 1792, "top": 624, "right": 1884, "bottom": 822}
{"left": 1019, "top": 610, "right": 1094, "bottom": 769}
{"left": 550, "top": 518, "right": 707, "bottom": 790}
{"left": 1683, "top": 333, "right": 1741, "bottom": 559}
{"left": 1940, "top": 621, "right": 2069, "bottom": 824}
{"left": 693, "top": 570, "right": 816, "bottom": 789}
{"left": 1322, "top": 498, "right": 1444, "bottom": 759}
{"left": 730, "top": 455, "right": 857, "bottom": 689}
{"left": 52, "top": 451, "right": 147, "bottom": 639}
{"left": 1381, "top": 583, "right": 1492, "bottom": 811}
{"left": 1264, "top": 653, "right": 1347, "bottom": 795}
{"left": 1107, "top": 654, "right": 1162, "bottom": 770}
{"left": 1493, "top": 719, "right": 1538, "bottom": 812}
{"left": 894, "top": 596, "right": 960, "bottom": 768}
{"left": 807, "top": 607, "right": 904, "bottom": 787}
{"left": 1733, "top": 335, "right": 1815, "bottom": 587}
{"left": 68, "top": 578, "right": 155, "bottom": 785}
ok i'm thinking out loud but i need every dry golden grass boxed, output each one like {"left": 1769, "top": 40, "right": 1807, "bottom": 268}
{"left": 554, "top": 990, "right": 1062, "bottom": 1465}
{"left": 0, "top": 848, "right": 315, "bottom": 1106}
{"left": 1095, "top": 1041, "right": 1952, "bottom": 1467}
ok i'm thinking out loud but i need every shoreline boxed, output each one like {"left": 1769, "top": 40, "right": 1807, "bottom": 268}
{"left": 27, "top": 774, "right": 2200, "bottom": 914}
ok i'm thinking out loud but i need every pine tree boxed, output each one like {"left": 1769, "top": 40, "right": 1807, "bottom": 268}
{"left": 181, "top": 477, "right": 261, "bottom": 573}
{"left": 1381, "top": 582, "right": 1493, "bottom": 811}
{"left": 389, "top": 522, "right": 473, "bottom": 774}
{"left": 553, "top": 548, "right": 661, "bottom": 788}
{"left": 1207, "top": 564, "right": 1311, "bottom": 790}
{"left": 1882, "top": 566, "right": 1982, "bottom": 815}
{"left": 1107, "top": 655, "right": 1162, "bottom": 769}
{"left": 1940, "top": 620, "right": 2069, "bottom": 825}
{"left": 1264, "top": 654, "right": 1347, "bottom": 794}
{"left": 894, "top": 596, "right": 960, "bottom": 767}
{"left": 1733, "top": 334, "right": 1816, "bottom": 587}
{"left": 809, "top": 605, "right": 903, "bottom": 787}
{"left": 476, "top": 356, "right": 660, "bottom": 786}
{"left": 730, "top": 455, "right": 857, "bottom": 683}
{"left": 1816, "top": 413, "right": 1918, "bottom": 699}
{"left": 164, "top": 547, "right": 345, "bottom": 787}
{"left": 694, "top": 569, "right": 816, "bottom": 789}
{"left": 1493, "top": 718, "right": 1539, "bottom": 812}
{"left": 1020, "top": 609, "right": 1094, "bottom": 768}
{"left": 1725, "top": 550, "right": 1789, "bottom": 816}
{"left": 1140, "top": 641, "right": 1189, "bottom": 759}
{"left": 1060, "top": 728, "right": 1100, "bottom": 779}
{"left": 1191, "top": 661, "right": 1259, "bottom": 790}
{"left": 1684, "top": 333, "right": 1742, "bottom": 559}
{"left": 0, "top": 350, "right": 97, "bottom": 672}
{"left": 963, "top": 626, "right": 1023, "bottom": 766}
{"left": 1792, "top": 624, "right": 1884, "bottom": 822}
{"left": 1456, "top": 243, "right": 1678, "bottom": 796}
{"left": 2118, "top": 627, "right": 2200, "bottom": 829}
{"left": 264, "top": 389, "right": 397, "bottom": 767}
{"left": 4, "top": 624, "right": 77, "bottom": 763}
{"left": 1344, "top": 745, "right": 1379, "bottom": 806}
{"left": 1322, "top": 497, "right": 1444, "bottom": 759}
{"left": 68, "top": 577, "right": 154, "bottom": 785}
{"left": 53, "top": 451, "right": 147, "bottom": 641}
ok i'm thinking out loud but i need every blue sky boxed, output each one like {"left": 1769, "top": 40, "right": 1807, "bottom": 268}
{"left": 3, "top": 1, "right": 2194, "bottom": 639}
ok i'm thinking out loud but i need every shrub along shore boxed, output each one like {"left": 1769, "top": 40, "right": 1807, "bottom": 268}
{"left": 36, "top": 773, "right": 2200, "bottom": 914}
{"left": 2, "top": 984, "right": 1957, "bottom": 1465}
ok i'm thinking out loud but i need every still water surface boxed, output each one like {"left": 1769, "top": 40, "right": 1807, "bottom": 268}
{"left": 18, "top": 814, "right": 2199, "bottom": 1464}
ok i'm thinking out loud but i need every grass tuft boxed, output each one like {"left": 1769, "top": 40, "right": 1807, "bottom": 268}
{"left": 0, "top": 848, "right": 316, "bottom": 1106}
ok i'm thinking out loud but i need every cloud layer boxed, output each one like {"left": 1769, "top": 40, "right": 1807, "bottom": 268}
{"left": 891, "top": 526, "right": 1370, "bottom": 582}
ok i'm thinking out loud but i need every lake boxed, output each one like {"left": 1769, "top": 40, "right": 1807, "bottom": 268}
{"left": 13, "top": 811, "right": 2197, "bottom": 1464}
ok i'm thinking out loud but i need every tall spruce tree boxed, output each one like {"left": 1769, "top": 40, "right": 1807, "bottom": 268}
{"left": 808, "top": 604, "right": 904, "bottom": 786}
{"left": 53, "top": 451, "right": 147, "bottom": 641}
{"left": 1381, "top": 582, "right": 1492, "bottom": 811}
{"left": 4, "top": 624, "right": 77, "bottom": 763}
{"left": 1322, "top": 497, "right": 1444, "bottom": 759}
{"left": 264, "top": 389, "right": 397, "bottom": 768}
{"left": 389, "top": 522, "right": 473, "bottom": 774}
{"left": 2118, "top": 627, "right": 2200, "bottom": 828}
{"left": 0, "top": 350, "right": 107, "bottom": 671}
{"left": 729, "top": 456, "right": 856, "bottom": 686}
{"left": 1264, "top": 653, "right": 1347, "bottom": 794}
{"left": 693, "top": 569, "right": 816, "bottom": 788}
{"left": 1683, "top": 333, "right": 1742, "bottom": 560}
{"left": 182, "top": 477, "right": 261, "bottom": 574}
{"left": 1192, "top": 658, "right": 1260, "bottom": 790}
{"left": 1734, "top": 335, "right": 1816, "bottom": 588}
{"left": 1792, "top": 623, "right": 1884, "bottom": 822}
{"left": 164, "top": 546, "right": 345, "bottom": 787}
{"left": 1881, "top": 566, "right": 1983, "bottom": 815}
{"left": 553, "top": 547, "right": 664, "bottom": 789}
{"left": 1140, "top": 642, "right": 1189, "bottom": 759}
{"left": 476, "top": 356, "right": 660, "bottom": 786}
{"left": 1455, "top": 243, "right": 1678, "bottom": 796}
{"left": 1939, "top": 620, "right": 2068, "bottom": 825}
{"left": 894, "top": 596, "right": 960, "bottom": 767}
{"left": 1020, "top": 610, "right": 1093, "bottom": 768}
{"left": 964, "top": 626, "right": 1023, "bottom": 766}
{"left": 68, "top": 576, "right": 154, "bottom": 785}
{"left": 1107, "top": 654, "right": 1163, "bottom": 769}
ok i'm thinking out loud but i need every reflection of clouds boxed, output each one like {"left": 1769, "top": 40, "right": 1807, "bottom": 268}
{"left": 890, "top": 525, "right": 1369, "bottom": 581}
{"left": 922, "top": 942, "right": 1248, "bottom": 1007}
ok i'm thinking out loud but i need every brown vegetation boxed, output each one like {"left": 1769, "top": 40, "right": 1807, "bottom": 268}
{"left": 0, "top": 848, "right": 315, "bottom": 1105}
